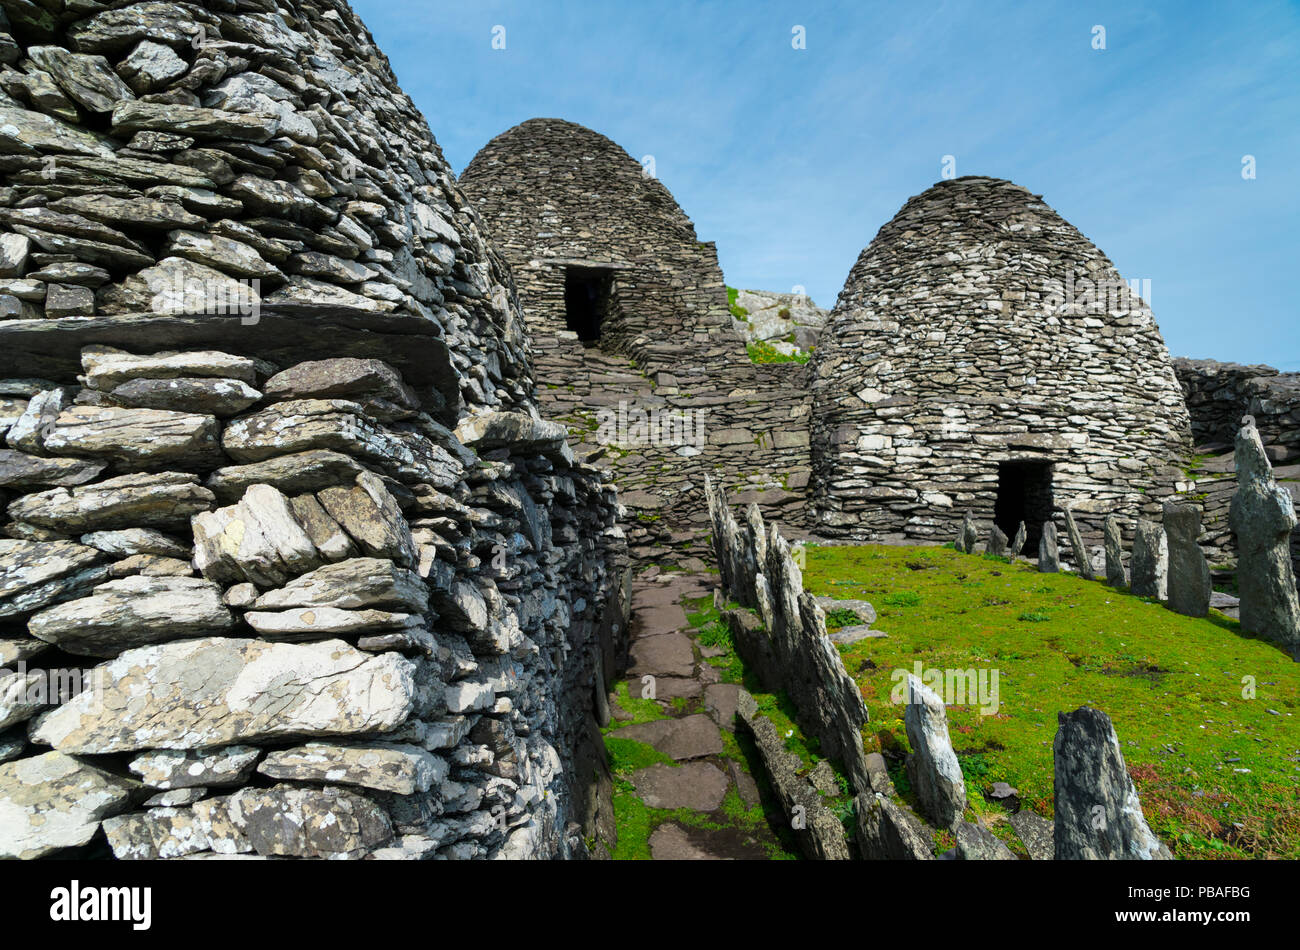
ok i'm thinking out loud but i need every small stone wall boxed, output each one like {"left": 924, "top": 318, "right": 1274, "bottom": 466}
{"left": 704, "top": 476, "right": 871, "bottom": 794}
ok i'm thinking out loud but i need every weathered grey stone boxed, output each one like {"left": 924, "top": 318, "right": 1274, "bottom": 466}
{"left": 454, "top": 411, "right": 568, "bottom": 453}
{"left": 26, "top": 46, "right": 134, "bottom": 113}
{"left": 29, "top": 575, "right": 233, "bottom": 657}
{"left": 116, "top": 40, "right": 188, "bottom": 95}
{"left": 1229, "top": 423, "right": 1300, "bottom": 658}
{"left": 206, "top": 450, "right": 366, "bottom": 503}
{"left": 855, "top": 792, "right": 934, "bottom": 860}
{"left": 316, "top": 472, "right": 416, "bottom": 568}
{"left": 102, "top": 807, "right": 208, "bottom": 859}
{"left": 288, "top": 494, "right": 356, "bottom": 562}
{"left": 1008, "top": 809, "right": 1054, "bottom": 860}
{"left": 1053, "top": 706, "right": 1172, "bottom": 859}
{"left": 79, "top": 527, "right": 187, "bottom": 558}
{"left": 1104, "top": 515, "right": 1127, "bottom": 587}
{"left": 223, "top": 399, "right": 461, "bottom": 487}
{"left": 0, "top": 448, "right": 106, "bottom": 490}
{"left": 904, "top": 674, "right": 966, "bottom": 829}
{"left": 0, "top": 751, "right": 137, "bottom": 859}
{"left": 0, "top": 103, "right": 116, "bottom": 157}
{"left": 0, "top": 671, "right": 46, "bottom": 731}
{"left": 30, "top": 637, "right": 416, "bottom": 754}
{"left": 50, "top": 194, "right": 207, "bottom": 231}
{"left": 1131, "top": 519, "right": 1168, "bottom": 599}
{"left": 0, "top": 538, "right": 109, "bottom": 617}
{"left": 987, "top": 524, "right": 1008, "bottom": 558}
{"left": 81, "top": 345, "right": 259, "bottom": 391}
{"left": 212, "top": 784, "right": 392, "bottom": 859}
{"left": 1010, "top": 521, "right": 1027, "bottom": 557}
{"left": 0, "top": 233, "right": 29, "bottom": 278}
{"left": 1038, "top": 520, "right": 1060, "bottom": 573}
{"left": 955, "top": 511, "right": 978, "bottom": 553}
{"left": 244, "top": 606, "right": 420, "bottom": 642}
{"left": 258, "top": 741, "right": 448, "bottom": 795}
{"left": 262, "top": 358, "right": 416, "bottom": 411}
{"left": 1163, "top": 502, "right": 1210, "bottom": 618}
{"left": 252, "top": 557, "right": 428, "bottom": 613}
{"left": 129, "top": 746, "right": 261, "bottom": 790}
{"left": 1063, "top": 507, "right": 1094, "bottom": 578}
{"left": 112, "top": 100, "right": 280, "bottom": 143}
{"left": 163, "top": 229, "right": 283, "bottom": 281}
{"left": 954, "top": 820, "right": 1018, "bottom": 860}
{"left": 5, "top": 386, "right": 72, "bottom": 453}
{"left": 106, "top": 376, "right": 261, "bottom": 417}
{"left": 9, "top": 471, "right": 215, "bottom": 532}
{"left": 99, "top": 256, "right": 261, "bottom": 315}
{"left": 191, "top": 483, "right": 324, "bottom": 588}
{"left": 44, "top": 404, "right": 220, "bottom": 470}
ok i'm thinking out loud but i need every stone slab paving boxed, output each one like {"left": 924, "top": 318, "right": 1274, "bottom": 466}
{"left": 607, "top": 569, "right": 795, "bottom": 860}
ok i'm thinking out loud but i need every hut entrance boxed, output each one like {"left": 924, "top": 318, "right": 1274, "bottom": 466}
{"left": 995, "top": 460, "right": 1054, "bottom": 552}
{"left": 564, "top": 267, "right": 615, "bottom": 344}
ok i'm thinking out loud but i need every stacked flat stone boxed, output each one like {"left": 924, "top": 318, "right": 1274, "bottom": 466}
{"left": 1171, "top": 358, "right": 1300, "bottom": 582}
{"left": 460, "top": 120, "right": 813, "bottom": 562}
{"left": 0, "top": 0, "right": 627, "bottom": 861}
{"left": 808, "top": 177, "right": 1193, "bottom": 556}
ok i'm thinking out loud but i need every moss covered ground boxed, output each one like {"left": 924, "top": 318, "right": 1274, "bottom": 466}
{"left": 803, "top": 543, "right": 1300, "bottom": 859}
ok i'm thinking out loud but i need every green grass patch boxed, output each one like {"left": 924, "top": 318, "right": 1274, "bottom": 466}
{"left": 802, "top": 543, "right": 1300, "bottom": 859}
{"left": 746, "top": 340, "right": 810, "bottom": 365}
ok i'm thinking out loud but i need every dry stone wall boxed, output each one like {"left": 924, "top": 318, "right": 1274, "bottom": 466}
{"left": 1172, "top": 358, "right": 1300, "bottom": 580}
{"left": 460, "top": 120, "right": 812, "bottom": 561}
{"left": 0, "top": 0, "right": 626, "bottom": 860}
{"left": 808, "top": 176, "right": 1193, "bottom": 561}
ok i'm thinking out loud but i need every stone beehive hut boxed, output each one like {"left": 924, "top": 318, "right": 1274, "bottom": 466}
{"left": 461, "top": 119, "right": 814, "bottom": 557}
{"left": 809, "top": 176, "right": 1193, "bottom": 552}
{"left": 0, "top": 0, "right": 627, "bottom": 860}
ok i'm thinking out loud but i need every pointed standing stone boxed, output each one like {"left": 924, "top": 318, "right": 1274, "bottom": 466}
{"left": 987, "top": 525, "right": 1008, "bottom": 558}
{"left": 1163, "top": 502, "right": 1210, "bottom": 618}
{"left": 1010, "top": 521, "right": 1027, "bottom": 558}
{"left": 1104, "top": 516, "right": 1127, "bottom": 587}
{"left": 903, "top": 675, "right": 966, "bottom": 829}
{"left": 1063, "top": 507, "right": 1094, "bottom": 579}
{"left": 1053, "top": 706, "right": 1171, "bottom": 860}
{"left": 1131, "top": 520, "right": 1168, "bottom": 600}
{"left": 1038, "top": 521, "right": 1060, "bottom": 573}
{"left": 1228, "top": 421, "right": 1300, "bottom": 659}
{"left": 955, "top": 511, "right": 978, "bottom": 554}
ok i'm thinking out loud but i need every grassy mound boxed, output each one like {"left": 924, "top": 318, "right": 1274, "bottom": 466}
{"left": 803, "top": 544, "right": 1300, "bottom": 859}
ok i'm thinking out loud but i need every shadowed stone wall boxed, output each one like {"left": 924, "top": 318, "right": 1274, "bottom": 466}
{"left": 808, "top": 176, "right": 1193, "bottom": 556}
{"left": 0, "top": 0, "right": 625, "bottom": 860}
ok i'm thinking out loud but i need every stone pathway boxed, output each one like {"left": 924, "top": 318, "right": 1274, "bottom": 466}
{"left": 602, "top": 568, "right": 796, "bottom": 860}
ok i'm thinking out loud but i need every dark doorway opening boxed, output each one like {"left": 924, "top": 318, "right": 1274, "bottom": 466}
{"left": 995, "top": 460, "right": 1055, "bottom": 553}
{"left": 564, "top": 267, "right": 614, "bottom": 344}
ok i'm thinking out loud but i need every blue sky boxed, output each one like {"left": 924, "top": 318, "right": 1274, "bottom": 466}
{"left": 353, "top": 0, "right": 1299, "bottom": 368}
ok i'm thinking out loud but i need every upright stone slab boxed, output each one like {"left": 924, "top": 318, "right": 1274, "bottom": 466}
{"left": 1063, "top": 507, "right": 1094, "bottom": 579}
{"left": 1038, "top": 521, "right": 1060, "bottom": 573}
{"left": 1103, "top": 516, "right": 1127, "bottom": 587}
{"left": 1131, "top": 519, "right": 1168, "bottom": 600}
{"left": 1053, "top": 706, "right": 1171, "bottom": 860}
{"left": 987, "top": 525, "right": 1008, "bottom": 558}
{"left": 903, "top": 675, "right": 966, "bottom": 829}
{"left": 955, "top": 511, "right": 978, "bottom": 554}
{"left": 1163, "top": 503, "right": 1210, "bottom": 618}
{"left": 1228, "top": 422, "right": 1300, "bottom": 658}
{"left": 1010, "top": 521, "right": 1027, "bottom": 558}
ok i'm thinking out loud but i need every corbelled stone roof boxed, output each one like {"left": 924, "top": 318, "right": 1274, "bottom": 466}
{"left": 809, "top": 175, "right": 1193, "bottom": 544}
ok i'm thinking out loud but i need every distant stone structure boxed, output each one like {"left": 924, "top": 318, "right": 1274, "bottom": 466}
{"left": 461, "top": 120, "right": 812, "bottom": 559}
{"left": 1172, "top": 358, "right": 1300, "bottom": 582}
{"left": 808, "top": 177, "right": 1193, "bottom": 559}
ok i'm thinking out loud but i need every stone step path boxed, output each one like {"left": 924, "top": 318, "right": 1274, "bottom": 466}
{"left": 604, "top": 568, "right": 794, "bottom": 860}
